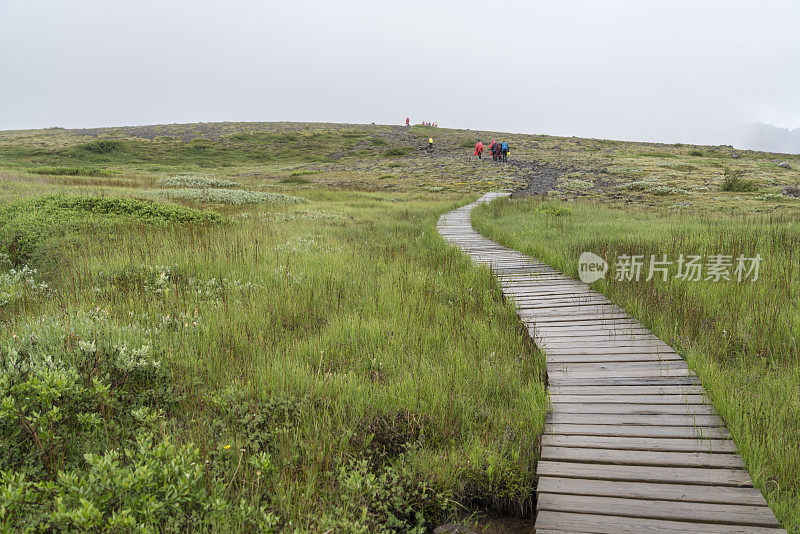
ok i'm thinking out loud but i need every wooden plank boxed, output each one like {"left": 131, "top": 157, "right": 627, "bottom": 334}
{"left": 547, "top": 368, "right": 694, "bottom": 379}
{"left": 536, "top": 493, "right": 779, "bottom": 527}
{"left": 547, "top": 361, "right": 690, "bottom": 371}
{"left": 550, "top": 403, "right": 716, "bottom": 415}
{"left": 544, "top": 423, "right": 730, "bottom": 439}
{"left": 518, "top": 312, "right": 631, "bottom": 321}
{"left": 534, "top": 511, "right": 784, "bottom": 533}
{"left": 531, "top": 321, "right": 645, "bottom": 329}
{"left": 537, "top": 477, "right": 768, "bottom": 506}
{"left": 543, "top": 346, "right": 678, "bottom": 355}
{"left": 540, "top": 434, "right": 737, "bottom": 453}
{"left": 546, "top": 353, "right": 683, "bottom": 363}
{"left": 549, "top": 394, "right": 709, "bottom": 404}
{"left": 540, "top": 339, "right": 670, "bottom": 347}
{"left": 549, "top": 376, "right": 701, "bottom": 387}
{"left": 541, "top": 446, "right": 744, "bottom": 468}
{"left": 548, "top": 385, "right": 705, "bottom": 402}
{"left": 547, "top": 413, "right": 722, "bottom": 427}
{"left": 536, "top": 461, "right": 752, "bottom": 486}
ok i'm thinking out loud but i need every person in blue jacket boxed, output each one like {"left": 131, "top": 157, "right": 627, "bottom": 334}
{"left": 501, "top": 140, "right": 509, "bottom": 162}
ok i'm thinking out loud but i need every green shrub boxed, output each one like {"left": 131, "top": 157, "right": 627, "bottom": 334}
{"left": 620, "top": 179, "right": 662, "bottom": 191}
{"left": 281, "top": 176, "right": 311, "bottom": 184}
{"left": 281, "top": 170, "right": 319, "bottom": 183}
{"left": 29, "top": 166, "right": 112, "bottom": 177}
{"left": 761, "top": 192, "right": 789, "bottom": 202}
{"left": 0, "top": 196, "right": 222, "bottom": 265}
{"left": 0, "top": 311, "right": 282, "bottom": 532}
{"left": 384, "top": 147, "right": 413, "bottom": 157}
{"left": 157, "top": 176, "right": 240, "bottom": 188}
{"left": 720, "top": 170, "right": 758, "bottom": 192}
{"left": 559, "top": 178, "right": 594, "bottom": 192}
{"left": 289, "top": 170, "right": 319, "bottom": 177}
{"left": 370, "top": 137, "right": 389, "bottom": 147}
{"left": 80, "top": 139, "right": 121, "bottom": 154}
{"left": 153, "top": 188, "right": 307, "bottom": 205}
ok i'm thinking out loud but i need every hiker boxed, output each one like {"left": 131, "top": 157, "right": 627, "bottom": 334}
{"left": 491, "top": 141, "right": 500, "bottom": 161}
{"left": 501, "top": 140, "right": 509, "bottom": 162}
{"left": 487, "top": 140, "right": 496, "bottom": 161}
{"left": 428, "top": 136, "right": 434, "bottom": 150}
{"left": 405, "top": 117, "right": 410, "bottom": 126}
{"left": 474, "top": 141, "right": 484, "bottom": 159}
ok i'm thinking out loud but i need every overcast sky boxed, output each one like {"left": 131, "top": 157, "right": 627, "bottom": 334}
{"left": 1, "top": 0, "right": 798, "bottom": 146}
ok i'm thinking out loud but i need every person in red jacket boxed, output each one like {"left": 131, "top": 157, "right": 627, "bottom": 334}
{"left": 474, "top": 141, "right": 484, "bottom": 159}
{"left": 405, "top": 117, "right": 410, "bottom": 126}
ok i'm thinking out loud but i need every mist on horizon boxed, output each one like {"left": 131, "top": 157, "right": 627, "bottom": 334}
{"left": 1, "top": 0, "right": 798, "bottom": 153}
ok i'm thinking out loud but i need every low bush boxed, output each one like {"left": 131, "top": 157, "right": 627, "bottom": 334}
{"left": 0, "top": 311, "right": 281, "bottom": 532}
{"left": 720, "top": 170, "right": 758, "bottom": 192}
{"left": 152, "top": 188, "right": 307, "bottom": 205}
{"left": 29, "top": 166, "right": 112, "bottom": 177}
{"left": 0, "top": 195, "right": 222, "bottom": 265}
{"left": 157, "top": 176, "right": 240, "bottom": 188}
{"left": 289, "top": 170, "right": 319, "bottom": 177}
{"left": 384, "top": 147, "right": 413, "bottom": 157}
{"left": 80, "top": 139, "right": 122, "bottom": 154}
{"left": 370, "top": 137, "right": 389, "bottom": 147}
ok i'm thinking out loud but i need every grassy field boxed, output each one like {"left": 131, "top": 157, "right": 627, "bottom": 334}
{"left": 0, "top": 123, "right": 547, "bottom": 532}
{"left": 1, "top": 120, "right": 799, "bottom": 531}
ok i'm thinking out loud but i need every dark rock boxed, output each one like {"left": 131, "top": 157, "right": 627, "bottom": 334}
{"left": 782, "top": 185, "right": 800, "bottom": 197}
{"left": 778, "top": 162, "right": 792, "bottom": 169}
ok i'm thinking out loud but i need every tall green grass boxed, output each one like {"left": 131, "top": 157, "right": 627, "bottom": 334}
{"left": 0, "top": 191, "right": 547, "bottom": 531}
{"left": 473, "top": 197, "right": 800, "bottom": 531}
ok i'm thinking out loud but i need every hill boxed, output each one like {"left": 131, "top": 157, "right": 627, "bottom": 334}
{"left": 0, "top": 122, "right": 798, "bottom": 532}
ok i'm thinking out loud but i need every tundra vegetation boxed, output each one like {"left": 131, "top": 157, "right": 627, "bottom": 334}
{"left": 0, "top": 121, "right": 798, "bottom": 531}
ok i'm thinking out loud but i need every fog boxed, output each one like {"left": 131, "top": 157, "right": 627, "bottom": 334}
{"left": 1, "top": 0, "right": 799, "bottom": 151}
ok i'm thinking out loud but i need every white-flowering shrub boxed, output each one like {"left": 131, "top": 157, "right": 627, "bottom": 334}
{"left": 157, "top": 175, "right": 240, "bottom": 188}
{"left": 0, "top": 265, "right": 52, "bottom": 307}
{"left": 151, "top": 188, "right": 307, "bottom": 205}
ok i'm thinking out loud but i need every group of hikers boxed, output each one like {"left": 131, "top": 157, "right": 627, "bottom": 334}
{"left": 404, "top": 117, "right": 437, "bottom": 127}
{"left": 474, "top": 139, "right": 509, "bottom": 162}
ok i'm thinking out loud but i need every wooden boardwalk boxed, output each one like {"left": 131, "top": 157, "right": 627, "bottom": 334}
{"left": 437, "top": 193, "right": 785, "bottom": 533}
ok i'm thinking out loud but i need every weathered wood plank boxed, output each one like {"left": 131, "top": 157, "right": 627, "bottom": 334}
{"left": 550, "top": 394, "right": 709, "bottom": 404}
{"left": 541, "top": 446, "right": 745, "bottom": 468}
{"left": 534, "top": 511, "right": 784, "bottom": 533}
{"left": 547, "top": 360, "right": 690, "bottom": 371}
{"left": 540, "top": 434, "right": 737, "bottom": 453}
{"left": 536, "top": 493, "right": 779, "bottom": 527}
{"left": 546, "top": 353, "right": 683, "bottom": 364}
{"left": 548, "top": 385, "right": 705, "bottom": 402}
{"left": 550, "top": 402, "right": 716, "bottom": 415}
{"left": 547, "top": 412, "right": 722, "bottom": 427}
{"left": 537, "top": 477, "right": 768, "bottom": 506}
{"left": 536, "top": 461, "right": 752, "bottom": 486}
{"left": 544, "top": 423, "right": 730, "bottom": 439}
{"left": 549, "top": 376, "right": 701, "bottom": 387}
{"left": 548, "top": 370, "right": 695, "bottom": 380}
